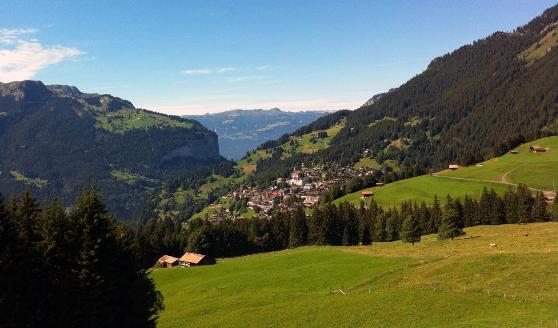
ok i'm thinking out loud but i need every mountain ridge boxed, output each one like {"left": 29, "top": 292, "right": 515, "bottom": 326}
{"left": 0, "top": 80, "right": 225, "bottom": 216}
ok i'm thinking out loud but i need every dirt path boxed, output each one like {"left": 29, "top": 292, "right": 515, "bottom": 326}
{"left": 432, "top": 170, "right": 555, "bottom": 196}
{"left": 498, "top": 166, "right": 519, "bottom": 184}
{"left": 431, "top": 174, "right": 516, "bottom": 187}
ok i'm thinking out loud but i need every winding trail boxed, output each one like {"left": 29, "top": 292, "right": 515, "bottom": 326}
{"left": 432, "top": 168, "right": 555, "bottom": 197}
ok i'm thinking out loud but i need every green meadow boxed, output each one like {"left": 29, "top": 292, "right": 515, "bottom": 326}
{"left": 152, "top": 222, "right": 558, "bottom": 328}
{"left": 438, "top": 136, "right": 558, "bottom": 191}
{"left": 334, "top": 175, "right": 510, "bottom": 208}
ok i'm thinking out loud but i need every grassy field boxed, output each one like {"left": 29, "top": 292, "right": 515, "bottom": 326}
{"left": 334, "top": 175, "right": 510, "bottom": 208}
{"left": 519, "top": 26, "right": 558, "bottom": 65}
{"left": 95, "top": 108, "right": 192, "bottom": 133}
{"left": 438, "top": 136, "right": 558, "bottom": 191}
{"left": 152, "top": 222, "right": 558, "bottom": 328}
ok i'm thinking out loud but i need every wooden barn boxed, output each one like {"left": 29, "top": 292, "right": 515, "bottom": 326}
{"left": 448, "top": 164, "right": 460, "bottom": 170}
{"left": 529, "top": 146, "right": 546, "bottom": 153}
{"left": 156, "top": 255, "right": 179, "bottom": 268}
{"left": 361, "top": 191, "right": 374, "bottom": 199}
{"left": 178, "top": 252, "right": 215, "bottom": 267}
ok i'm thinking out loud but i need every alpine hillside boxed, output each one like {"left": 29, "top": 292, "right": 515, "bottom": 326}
{"left": 0, "top": 80, "right": 226, "bottom": 216}
{"left": 247, "top": 4, "right": 558, "bottom": 186}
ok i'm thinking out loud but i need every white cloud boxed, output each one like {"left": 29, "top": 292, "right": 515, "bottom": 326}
{"left": 181, "top": 67, "right": 236, "bottom": 75}
{"left": 0, "top": 28, "right": 83, "bottom": 82}
{"left": 0, "top": 28, "right": 38, "bottom": 45}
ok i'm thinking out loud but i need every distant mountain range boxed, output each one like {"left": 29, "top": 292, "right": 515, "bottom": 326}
{"left": 0, "top": 80, "right": 225, "bottom": 216}
{"left": 185, "top": 108, "right": 328, "bottom": 159}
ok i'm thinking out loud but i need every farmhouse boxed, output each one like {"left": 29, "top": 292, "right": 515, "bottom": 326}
{"left": 361, "top": 191, "right": 374, "bottom": 199}
{"left": 448, "top": 164, "right": 460, "bottom": 170}
{"left": 156, "top": 255, "right": 178, "bottom": 268}
{"left": 529, "top": 146, "right": 546, "bottom": 153}
{"left": 178, "top": 252, "right": 215, "bottom": 266}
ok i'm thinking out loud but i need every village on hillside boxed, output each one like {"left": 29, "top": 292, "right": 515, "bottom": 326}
{"left": 202, "top": 161, "right": 380, "bottom": 222}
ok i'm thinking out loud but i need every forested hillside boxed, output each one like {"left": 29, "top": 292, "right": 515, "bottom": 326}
{"left": 248, "top": 4, "right": 558, "bottom": 185}
{"left": 0, "top": 81, "right": 225, "bottom": 216}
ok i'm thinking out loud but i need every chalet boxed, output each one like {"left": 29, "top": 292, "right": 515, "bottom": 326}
{"left": 510, "top": 150, "right": 519, "bottom": 154}
{"left": 375, "top": 182, "right": 384, "bottom": 187}
{"left": 178, "top": 252, "right": 215, "bottom": 266}
{"left": 529, "top": 146, "right": 546, "bottom": 153}
{"left": 361, "top": 191, "right": 374, "bottom": 199}
{"left": 156, "top": 255, "right": 178, "bottom": 268}
{"left": 448, "top": 164, "right": 460, "bottom": 170}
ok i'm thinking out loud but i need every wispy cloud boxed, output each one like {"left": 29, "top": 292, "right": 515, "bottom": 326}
{"left": 0, "top": 28, "right": 83, "bottom": 82}
{"left": 227, "top": 75, "right": 265, "bottom": 82}
{"left": 0, "top": 28, "right": 38, "bottom": 45}
{"left": 255, "top": 65, "right": 271, "bottom": 71}
{"left": 181, "top": 67, "right": 236, "bottom": 76}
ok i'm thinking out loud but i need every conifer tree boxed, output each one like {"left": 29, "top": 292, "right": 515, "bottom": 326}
{"left": 438, "top": 196, "right": 464, "bottom": 240}
{"left": 400, "top": 215, "right": 421, "bottom": 245}
{"left": 517, "top": 184, "right": 534, "bottom": 224}
{"left": 288, "top": 207, "right": 307, "bottom": 247}
{"left": 532, "top": 190, "right": 548, "bottom": 221}
{"left": 427, "top": 196, "right": 442, "bottom": 234}
{"left": 552, "top": 195, "right": 558, "bottom": 221}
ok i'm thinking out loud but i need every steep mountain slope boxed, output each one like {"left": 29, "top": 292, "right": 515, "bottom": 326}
{"left": 249, "top": 4, "right": 558, "bottom": 185}
{"left": 0, "top": 81, "right": 225, "bottom": 216}
{"left": 185, "top": 108, "right": 327, "bottom": 159}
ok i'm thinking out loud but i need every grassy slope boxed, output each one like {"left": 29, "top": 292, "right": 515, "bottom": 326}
{"left": 334, "top": 175, "right": 510, "bottom": 208}
{"left": 438, "top": 136, "right": 558, "bottom": 191}
{"left": 152, "top": 222, "right": 558, "bottom": 328}
{"left": 95, "top": 108, "right": 192, "bottom": 133}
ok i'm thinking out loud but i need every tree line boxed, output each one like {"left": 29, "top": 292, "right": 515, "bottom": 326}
{"left": 0, "top": 189, "right": 163, "bottom": 328}
{"left": 135, "top": 184, "right": 558, "bottom": 263}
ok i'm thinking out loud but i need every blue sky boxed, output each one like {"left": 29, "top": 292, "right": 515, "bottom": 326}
{"left": 0, "top": 0, "right": 555, "bottom": 115}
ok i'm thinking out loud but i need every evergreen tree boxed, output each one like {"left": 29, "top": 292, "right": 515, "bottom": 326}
{"left": 532, "top": 190, "right": 548, "bottom": 221}
{"left": 288, "top": 207, "right": 307, "bottom": 247}
{"left": 438, "top": 196, "right": 464, "bottom": 240}
{"left": 427, "top": 196, "right": 442, "bottom": 234}
{"left": 552, "top": 195, "right": 558, "bottom": 221}
{"left": 517, "top": 184, "right": 534, "bottom": 224}
{"left": 400, "top": 215, "right": 421, "bottom": 245}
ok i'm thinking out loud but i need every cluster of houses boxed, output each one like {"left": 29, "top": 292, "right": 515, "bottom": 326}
{"left": 156, "top": 252, "right": 215, "bottom": 268}
{"left": 198, "top": 163, "right": 377, "bottom": 221}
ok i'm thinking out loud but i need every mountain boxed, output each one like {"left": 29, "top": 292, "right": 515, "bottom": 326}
{"left": 247, "top": 4, "right": 558, "bottom": 185}
{"left": 361, "top": 89, "right": 396, "bottom": 107}
{"left": 0, "top": 81, "right": 225, "bottom": 216}
{"left": 184, "top": 108, "right": 328, "bottom": 159}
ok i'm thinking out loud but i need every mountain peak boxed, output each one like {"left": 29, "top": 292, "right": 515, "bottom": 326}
{"left": 0, "top": 80, "right": 52, "bottom": 102}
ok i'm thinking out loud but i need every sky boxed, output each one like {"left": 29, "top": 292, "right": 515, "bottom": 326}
{"left": 0, "top": 0, "right": 556, "bottom": 115}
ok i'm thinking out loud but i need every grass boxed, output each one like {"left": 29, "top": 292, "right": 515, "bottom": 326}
{"left": 334, "top": 175, "right": 510, "bottom": 208}
{"left": 353, "top": 157, "right": 381, "bottom": 170}
{"left": 95, "top": 108, "right": 192, "bottom": 133}
{"left": 110, "top": 169, "right": 157, "bottom": 185}
{"left": 152, "top": 222, "right": 558, "bottom": 328}
{"left": 10, "top": 170, "right": 48, "bottom": 188}
{"left": 290, "top": 118, "right": 345, "bottom": 154}
{"left": 438, "top": 136, "right": 558, "bottom": 191}
{"left": 519, "top": 26, "right": 558, "bottom": 65}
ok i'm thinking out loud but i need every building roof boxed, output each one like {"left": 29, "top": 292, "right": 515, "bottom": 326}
{"left": 179, "top": 252, "right": 207, "bottom": 264}
{"left": 362, "top": 191, "right": 374, "bottom": 195}
{"left": 158, "top": 255, "right": 178, "bottom": 264}
{"left": 448, "top": 164, "right": 460, "bottom": 169}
